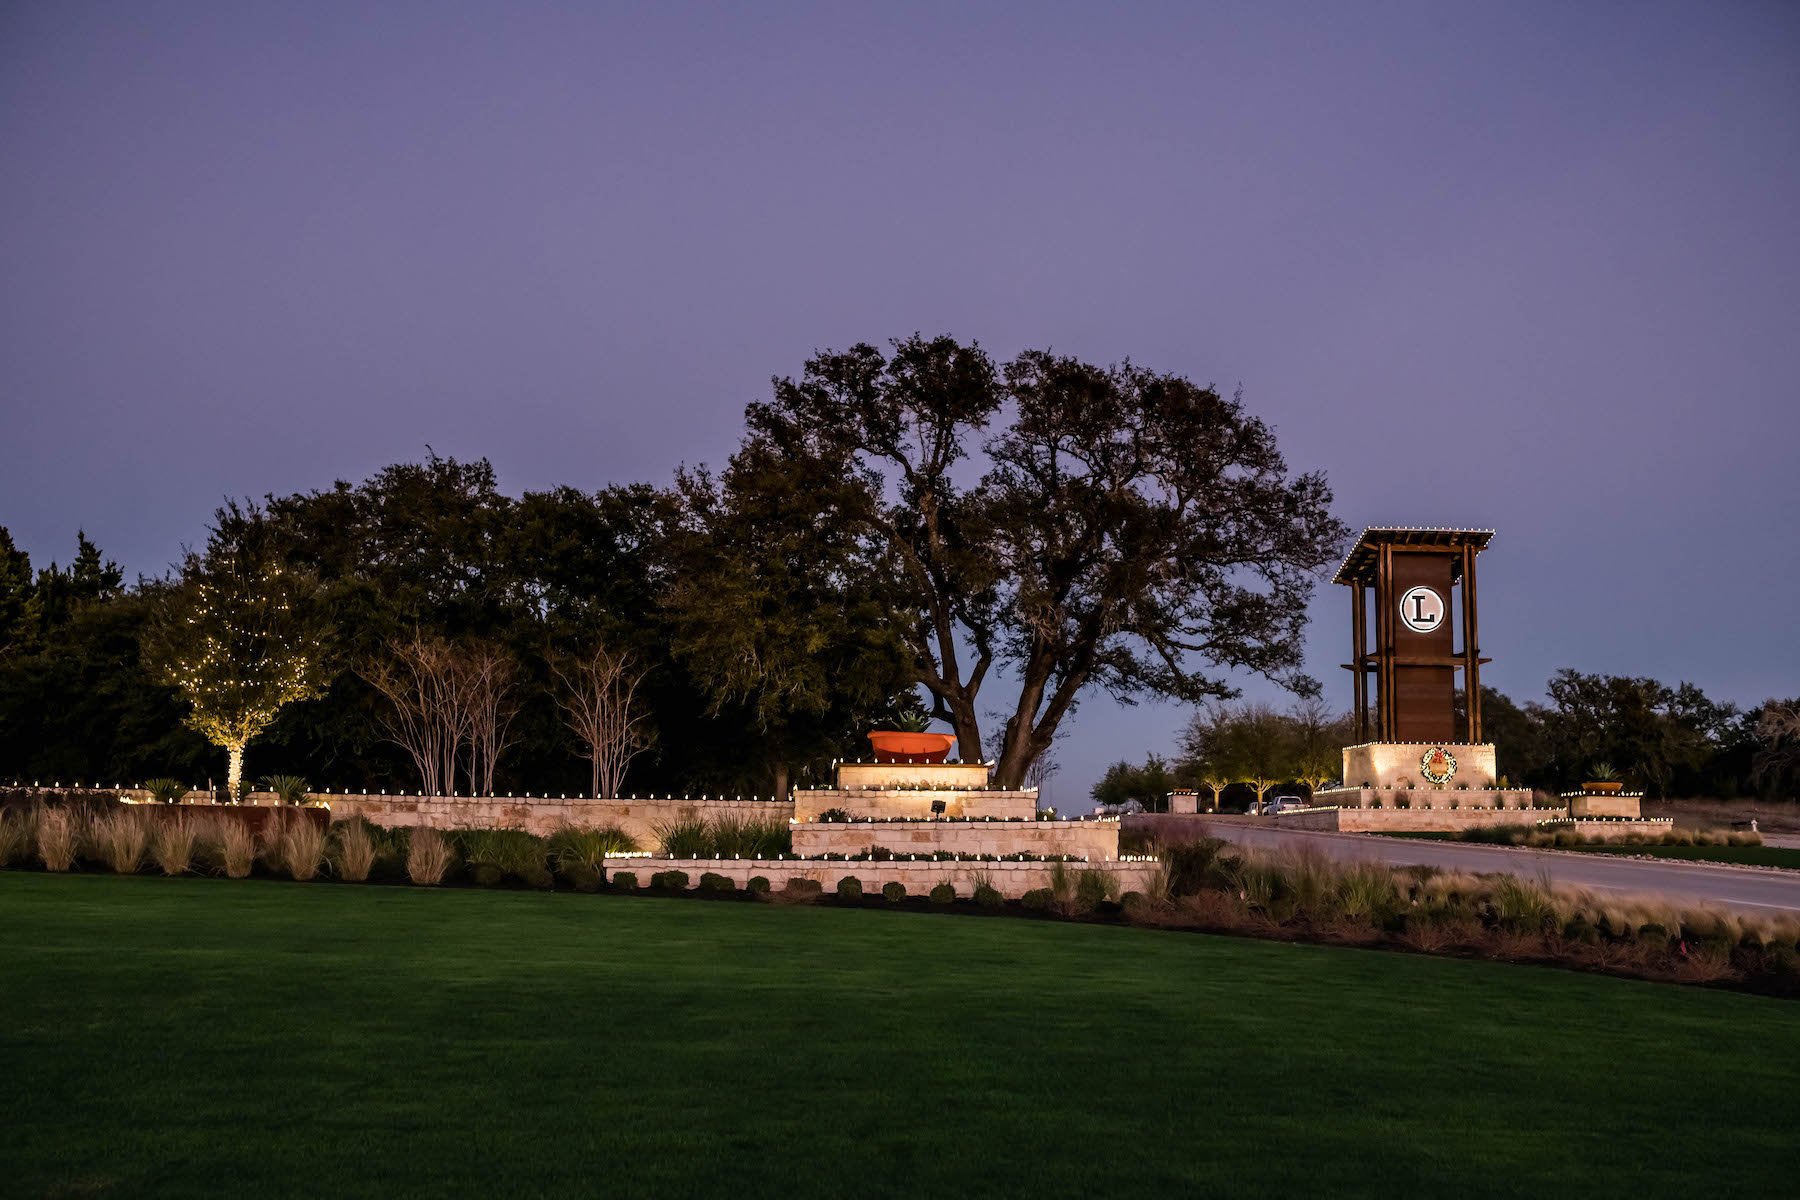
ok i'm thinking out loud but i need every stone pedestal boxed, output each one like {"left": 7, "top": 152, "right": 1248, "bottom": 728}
{"left": 1341, "top": 743, "right": 1500, "bottom": 790}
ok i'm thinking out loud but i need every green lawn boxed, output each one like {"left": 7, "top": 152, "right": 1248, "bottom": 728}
{"left": 2, "top": 874, "right": 1796, "bottom": 1199}
{"left": 1377, "top": 832, "right": 1800, "bottom": 870}
{"left": 1572, "top": 843, "right": 1800, "bottom": 869}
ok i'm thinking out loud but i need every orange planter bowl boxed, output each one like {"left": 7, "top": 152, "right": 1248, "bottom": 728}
{"left": 866, "top": 731, "right": 957, "bottom": 763}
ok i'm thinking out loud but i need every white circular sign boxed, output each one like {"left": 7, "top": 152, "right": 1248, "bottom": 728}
{"left": 1398, "top": 586, "right": 1445, "bottom": 634}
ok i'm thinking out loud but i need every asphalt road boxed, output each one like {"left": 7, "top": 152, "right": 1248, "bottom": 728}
{"left": 1150, "top": 819, "right": 1800, "bottom": 915}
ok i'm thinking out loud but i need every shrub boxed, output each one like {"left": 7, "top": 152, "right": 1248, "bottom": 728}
{"left": 272, "top": 816, "right": 329, "bottom": 882}
{"left": 651, "top": 869, "right": 691, "bottom": 891}
{"left": 611, "top": 870, "right": 639, "bottom": 891}
{"left": 460, "top": 829, "right": 553, "bottom": 888}
{"left": 547, "top": 824, "right": 638, "bottom": 873}
{"left": 881, "top": 881, "right": 906, "bottom": 903}
{"left": 974, "top": 883, "right": 1003, "bottom": 908}
{"left": 406, "top": 827, "right": 454, "bottom": 886}
{"left": 330, "top": 819, "right": 378, "bottom": 883}
{"left": 264, "top": 775, "right": 311, "bottom": 806}
{"left": 1021, "top": 887, "right": 1054, "bottom": 911}
{"left": 1075, "top": 869, "right": 1120, "bottom": 909}
{"left": 143, "top": 778, "right": 188, "bottom": 805}
{"left": 817, "top": 808, "right": 851, "bottom": 823}
{"left": 210, "top": 818, "right": 257, "bottom": 879}
{"left": 746, "top": 874, "right": 771, "bottom": 895}
{"left": 782, "top": 877, "right": 822, "bottom": 900}
{"left": 710, "top": 816, "right": 791, "bottom": 858}
{"left": 149, "top": 815, "right": 201, "bottom": 876}
{"left": 928, "top": 883, "right": 956, "bottom": 905}
{"left": 37, "top": 808, "right": 78, "bottom": 871}
{"left": 836, "top": 875, "right": 864, "bottom": 901}
{"left": 652, "top": 817, "right": 710, "bottom": 858}
{"left": 90, "top": 809, "right": 149, "bottom": 874}
{"left": 0, "top": 807, "right": 33, "bottom": 867}
{"left": 700, "top": 871, "right": 736, "bottom": 893}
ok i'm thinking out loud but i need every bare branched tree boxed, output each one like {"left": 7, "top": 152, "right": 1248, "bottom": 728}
{"left": 552, "top": 642, "right": 654, "bottom": 797}
{"left": 362, "top": 635, "right": 519, "bottom": 795}
{"left": 463, "top": 643, "right": 520, "bottom": 796}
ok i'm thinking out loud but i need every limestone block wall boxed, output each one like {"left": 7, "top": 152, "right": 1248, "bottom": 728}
{"left": 1341, "top": 743, "right": 1500, "bottom": 789}
{"left": 324, "top": 793, "right": 791, "bottom": 846}
{"left": 604, "top": 856, "right": 1156, "bottom": 899}
{"left": 1275, "top": 805, "right": 1568, "bottom": 833}
{"left": 1312, "top": 786, "right": 1536, "bottom": 812}
{"left": 1568, "top": 793, "right": 1644, "bottom": 818}
{"left": 793, "top": 788, "right": 1036, "bottom": 822}
{"left": 834, "top": 762, "right": 993, "bottom": 791}
{"left": 790, "top": 818, "right": 1120, "bottom": 860}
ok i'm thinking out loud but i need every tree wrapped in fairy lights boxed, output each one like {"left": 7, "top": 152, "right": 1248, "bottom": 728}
{"left": 146, "top": 535, "right": 330, "bottom": 797}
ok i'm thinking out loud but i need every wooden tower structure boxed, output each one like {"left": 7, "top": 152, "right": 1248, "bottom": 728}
{"left": 1334, "top": 527, "right": 1493, "bottom": 745}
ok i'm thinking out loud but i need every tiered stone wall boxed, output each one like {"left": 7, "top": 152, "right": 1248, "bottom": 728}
{"left": 604, "top": 856, "right": 1156, "bottom": 899}
{"left": 1341, "top": 742, "right": 1500, "bottom": 789}
{"left": 1568, "top": 793, "right": 1643, "bottom": 818}
{"left": 792, "top": 788, "right": 1036, "bottom": 822}
{"left": 834, "top": 762, "right": 993, "bottom": 790}
{"left": 1273, "top": 805, "right": 1568, "bottom": 833}
{"left": 324, "top": 793, "right": 791, "bottom": 846}
{"left": 1312, "top": 786, "right": 1537, "bottom": 811}
{"left": 791, "top": 819, "right": 1120, "bottom": 860}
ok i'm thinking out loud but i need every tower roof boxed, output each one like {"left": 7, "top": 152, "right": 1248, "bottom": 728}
{"left": 1331, "top": 526, "right": 1494, "bottom": 586}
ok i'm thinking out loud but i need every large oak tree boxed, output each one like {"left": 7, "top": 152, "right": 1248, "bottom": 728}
{"left": 737, "top": 335, "right": 1348, "bottom": 788}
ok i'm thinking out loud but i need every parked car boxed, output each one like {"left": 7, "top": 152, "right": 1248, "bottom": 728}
{"left": 1263, "top": 795, "right": 1309, "bottom": 814}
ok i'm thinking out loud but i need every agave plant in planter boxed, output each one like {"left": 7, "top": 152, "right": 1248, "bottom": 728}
{"left": 867, "top": 705, "right": 957, "bottom": 764}
{"left": 1582, "top": 763, "right": 1624, "bottom": 794}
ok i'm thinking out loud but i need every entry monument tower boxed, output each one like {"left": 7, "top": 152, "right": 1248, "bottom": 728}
{"left": 1321, "top": 527, "right": 1530, "bottom": 809}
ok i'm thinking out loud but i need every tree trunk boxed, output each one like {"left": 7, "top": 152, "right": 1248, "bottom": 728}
{"left": 770, "top": 760, "right": 791, "bottom": 799}
{"left": 226, "top": 744, "right": 245, "bottom": 799}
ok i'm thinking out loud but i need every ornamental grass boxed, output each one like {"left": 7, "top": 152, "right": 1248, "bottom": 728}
{"left": 406, "top": 827, "right": 454, "bottom": 886}
{"left": 210, "top": 818, "right": 257, "bottom": 879}
{"left": 36, "top": 808, "right": 78, "bottom": 872}
{"left": 89, "top": 808, "right": 149, "bottom": 875}
{"left": 0, "top": 807, "right": 34, "bottom": 867}
{"left": 329, "top": 819, "right": 378, "bottom": 883}
{"left": 149, "top": 815, "right": 201, "bottom": 876}
{"left": 272, "top": 816, "right": 329, "bottom": 882}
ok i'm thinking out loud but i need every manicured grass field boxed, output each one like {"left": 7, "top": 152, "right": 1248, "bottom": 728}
{"left": 3, "top": 874, "right": 1796, "bottom": 1199}
{"left": 1573, "top": 843, "right": 1800, "bottom": 870}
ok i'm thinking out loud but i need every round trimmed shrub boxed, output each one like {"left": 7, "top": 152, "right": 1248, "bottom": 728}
{"left": 651, "top": 869, "right": 690, "bottom": 891}
{"left": 1021, "top": 887, "right": 1054, "bottom": 912}
{"left": 881, "top": 881, "right": 906, "bottom": 903}
{"left": 836, "top": 876, "right": 864, "bottom": 901}
{"left": 699, "top": 871, "right": 735, "bottom": 894}
{"left": 559, "top": 862, "right": 603, "bottom": 893}
{"left": 610, "top": 870, "right": 638, "bottom": 891}
{"left": 929, "top": 883, "right": 956, "bottom": 906}
{"left": 746, "top": 875, "right": 772, "bottom": 896}
{"left": 973, "top": 884, "right": 1003, "bottom": 908}
{"left": 783, "top": 877, "right": 823, "bottom": 901}
{"left": 469, "top": 863, "right": 505, "bottom": 887}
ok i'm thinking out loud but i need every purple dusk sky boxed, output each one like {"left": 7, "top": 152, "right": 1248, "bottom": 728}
{"left": 3, "top": 2, "right": 1796, "bottom": 807}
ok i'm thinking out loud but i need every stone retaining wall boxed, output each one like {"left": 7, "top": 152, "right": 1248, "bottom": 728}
{"left": 1273, "top": 806, "right": 1571, "bottom": 833}
{"left": 325, "top": 793, "right": 791, "bottom": 846}
{"left": 791, "top": 818, "right": 1119, "bottom": 860}
{"left": 604, "top": 856, "right": 1156, "bottom": 899}
{"left": 792, "top": 788, "right": 1036, "bottom": 822}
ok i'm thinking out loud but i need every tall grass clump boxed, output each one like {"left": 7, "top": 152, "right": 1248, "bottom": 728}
{"left": 271, "top": 816, "right": 329, "bottom": 881}
{"left": 211, "top": 818, "right": 257, "bottom": 878}
{"left": 652, "top": 817, "right": 710, "bottom": 857}
{"left": 708, "top": 815, "right": 791, "bottom": 858}
{"left": 90, "top": 808, "right": 149, "bottom": 874}
{"left": 459, "top": 829, "right": 552, "bottom": 887}
{"left": 547, "top": 824, "right": 638, "bottom": 871}
{"left": 406, "top": 827, "right": 454, "bottom": 886}
{"left": 330, "top": 819, "right": 378, "bottom": 882}
{"left": 37, "top": 807, "right": 78, "bottom": 871}
{"left": 0, "top": 807, "right": 34, "bottom": 866}
{"left": 149, "top": 815, "right": 201, "bottom": 875}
